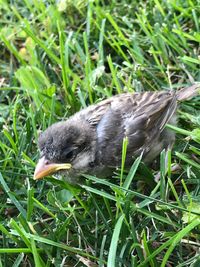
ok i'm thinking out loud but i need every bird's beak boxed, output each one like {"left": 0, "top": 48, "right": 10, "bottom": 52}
{"left": 34, "top": 157, "right": 71, "bottom": 180}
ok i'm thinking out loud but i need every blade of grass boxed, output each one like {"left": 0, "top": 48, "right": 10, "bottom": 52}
{"left": 0, "top": 173, "right": 26, "bottom": 218}
{"left": 107, "top": 55, "right": 122, "bottom": 93}
{"left": 10, "top": 231, "right": 101, "bottom": 261}
{"left": 160, "top": 149, "right": 166, "bottom": 201}
{"left": 0, "top": 248, "right": 42, "bottom": 253}
{"left": 138, "top": 218, "right": 200, "bottom": 267}
{"left": 107, "top": 214, "right": 125, "bottom": 267}
{"left": 31, "top": 239, "right": 46, "bottom": 267}
{"left": 120, "top": 137, "right": 128, "bottom": 186}
{"left": 83, "top": 175, "right": 200, "bottom": 217}
{"left": 123, "top": 152, "right": 143, "bottom": 190}
{"left": 161, "top": 218, "right": 200, "bottom": 267}
{"left": 32, "top": 197, "right": 56, "bottom": 219}
{"left": 12, "top": 253, "right": 25, "bottom": 267}
{"left": 176, "top": 152, "right": 200, "bottom": 169}
{"left": 22, "top": 23, "right": 60, "bottom": 65}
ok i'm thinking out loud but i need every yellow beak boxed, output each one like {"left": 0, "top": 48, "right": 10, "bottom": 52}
{"left": 34, "top": 157, "right": 71, "bottom": 180}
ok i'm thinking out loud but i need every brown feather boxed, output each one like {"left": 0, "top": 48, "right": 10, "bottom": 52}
{"left": 176, "top": 84, "right": 200, "bottom": 101}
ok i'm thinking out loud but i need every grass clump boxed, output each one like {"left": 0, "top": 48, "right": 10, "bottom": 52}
{"left": 0, "top": 0, "right": 200, "bottom": 266}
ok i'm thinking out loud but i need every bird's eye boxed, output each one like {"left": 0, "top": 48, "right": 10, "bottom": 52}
{"left": 65, "top": 151, "right": 73, "bottom": 160}
{"left": 62, "top": 147, "right": 76, "bottom": 162}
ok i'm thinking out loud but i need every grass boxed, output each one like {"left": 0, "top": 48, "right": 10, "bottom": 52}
{"left": 0, "top": 0, "right": 200, "bottom": 266}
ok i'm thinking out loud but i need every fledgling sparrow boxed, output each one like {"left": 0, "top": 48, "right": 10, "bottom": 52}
{"left": 34, "top": 84, "right": 199, "bottom": 184}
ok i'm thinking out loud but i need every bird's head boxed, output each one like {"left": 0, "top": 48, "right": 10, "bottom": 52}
{"left": 34, "top": 119, "right": 96, "bottom": 183}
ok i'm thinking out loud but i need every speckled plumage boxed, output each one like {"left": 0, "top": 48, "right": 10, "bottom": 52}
{"left": 36, "top": 85, "right": 199, "bottom": 184}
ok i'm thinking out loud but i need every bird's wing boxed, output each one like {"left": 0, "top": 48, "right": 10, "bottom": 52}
{"left": 95, "top": 91, "right": 177, "bottom": 166}
{"left": 121, "top": 91, "right": 177, "bottom": 133}
{"left": 80, "top": 98, "right": 112, "bottom": 127}
{"left": 123, "top": 91, "right": 177, "bottom": 153}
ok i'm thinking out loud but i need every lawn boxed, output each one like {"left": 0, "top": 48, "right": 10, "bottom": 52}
{"left": 0, "top": 0, "right": 200, "bottom": 266}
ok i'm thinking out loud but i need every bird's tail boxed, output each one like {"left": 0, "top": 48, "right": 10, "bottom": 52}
{"left": 176, "top": 84, "right": 200, "bottom": 101}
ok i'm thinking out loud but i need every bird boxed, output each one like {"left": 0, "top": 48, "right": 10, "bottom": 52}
{"left": 34, "top": 84, "right": 199, "bottom": 184}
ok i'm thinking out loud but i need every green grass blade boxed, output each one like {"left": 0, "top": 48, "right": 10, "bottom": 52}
{"left": 161, "top": 218, "right": 200, "bottom": 267}
{"left": 123, "top": 153, "right": 143, "bottom": 190}
{"left": 107, "top": 214, "right": 125, "bottom": 267}
{"left": 0, "top": 173, "right": 26, "bottom": 218}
